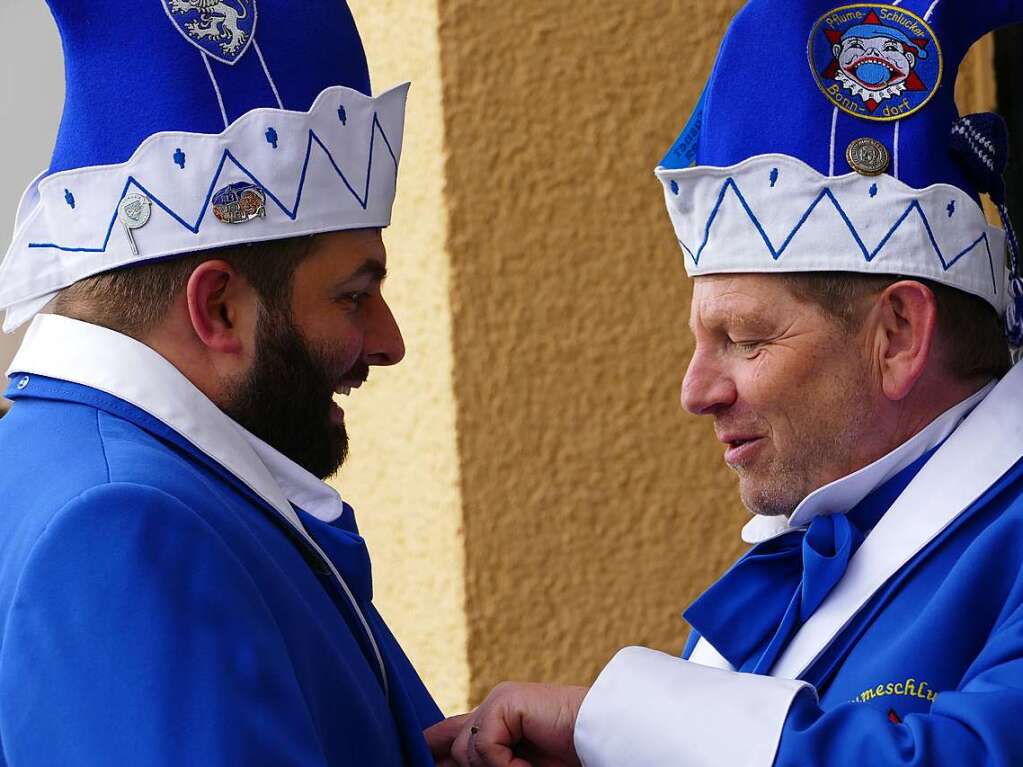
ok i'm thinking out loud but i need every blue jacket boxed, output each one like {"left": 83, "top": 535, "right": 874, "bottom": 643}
{"left": 772, "top": 455, "right": 1023, "bottom": 764}
{"left": 685, "top": 449, "right": 1023, "bottom": 764}
{"left": 0, "top": 374, "right": 442, "bottom": 765}
{"left": 574, "top": 369, "right": 1023, "bottom": 767}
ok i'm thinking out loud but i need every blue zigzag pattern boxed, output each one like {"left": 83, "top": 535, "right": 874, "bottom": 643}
{"left": 678, "top": 178, "right": 999, "bottom": 294}
{"left": 29, "top": 114, "right": 398, "bottom": 253}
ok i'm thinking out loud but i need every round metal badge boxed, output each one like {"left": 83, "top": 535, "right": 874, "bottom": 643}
{"left": 118, "top": 193, "right": 153, "bottom": 256}
{"left": 846, "top": 137, "right": 890, "bottom": 175}
{"left": 808, "top": 4, "right": 943, "bottom": 123}
{"left": 119, "top": 193, "right": 152, "bottom": 230}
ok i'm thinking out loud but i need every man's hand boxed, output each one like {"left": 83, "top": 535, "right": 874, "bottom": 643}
{"left": 425, "top": 682, "right": 589, "bottom": 767}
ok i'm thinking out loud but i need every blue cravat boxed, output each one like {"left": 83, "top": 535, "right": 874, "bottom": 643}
{"left": 685, "top": 447, "right": 937, "bottom": 675}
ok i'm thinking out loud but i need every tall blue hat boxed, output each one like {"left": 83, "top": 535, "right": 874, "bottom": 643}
{"left": 0, "top": 0, "right": 409, "bottom": 332}
{"left": 658, "top": 1, "right": 1023, "bottom": 341}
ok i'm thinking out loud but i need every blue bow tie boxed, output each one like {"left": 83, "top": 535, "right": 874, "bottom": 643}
{"left": 685, "top": 447, "right": 936, "bottom": 675}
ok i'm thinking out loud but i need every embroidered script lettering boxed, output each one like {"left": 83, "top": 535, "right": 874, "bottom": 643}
{"left": 852, "top": 677, "right": 938, "bottom": 704}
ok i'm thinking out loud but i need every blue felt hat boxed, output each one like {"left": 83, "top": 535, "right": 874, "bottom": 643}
{"left": 0, "top": 0, "right": 410, "bottom": 332}
{"left": 657, "top": 1, "right": 1023, "bottom": 341}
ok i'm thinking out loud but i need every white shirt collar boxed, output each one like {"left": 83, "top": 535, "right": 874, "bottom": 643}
{"left": 741, "top": 381, "right": 995, "bottom": 544}
{"left": 7, "top": 313, "right": 347, "bottom": 525}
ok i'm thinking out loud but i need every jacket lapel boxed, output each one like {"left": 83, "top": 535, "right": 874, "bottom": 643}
{"left": 771, "top": 363, "right": 1023, "bottom": 679}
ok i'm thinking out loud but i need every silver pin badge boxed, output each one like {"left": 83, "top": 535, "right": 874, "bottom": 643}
{"left": 846, "top": 138, "right": 890, "bottom": 177}
{"left": 212, "top": 182, "right": 267, "bottom": 225}
{"left": 118, "top": 193, "right": 153, "bottom": 256}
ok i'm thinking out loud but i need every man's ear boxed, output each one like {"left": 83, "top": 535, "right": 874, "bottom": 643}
{"left": 185, "top": 260, "right": 256, "bottom": 356}
{"left": 871, "top": 280, "right": 939, "bottom": 401}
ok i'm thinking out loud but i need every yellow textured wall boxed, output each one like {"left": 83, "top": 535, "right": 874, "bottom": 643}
{"left": 958, "top": 35, "right": 997, "bottom": 115}
{"left": 439, "top": 1, "right": 747, "bottom": 703}
{"left": 342, "top": 2, "right": 1000, "bottom": 715}
{"left": 339, "top": 0, "right": 470, "bottom": 713}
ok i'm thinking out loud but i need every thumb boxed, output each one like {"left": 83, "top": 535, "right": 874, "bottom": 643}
{"left": 425, "top": 712, "right": 474, "bottom": 760}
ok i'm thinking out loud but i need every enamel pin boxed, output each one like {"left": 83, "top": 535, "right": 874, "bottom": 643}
{"left": 212, "top": 182, "right": 267, "bottom": 224}
{"left": 118, "top": 193, "right": 153, "bottom": 256}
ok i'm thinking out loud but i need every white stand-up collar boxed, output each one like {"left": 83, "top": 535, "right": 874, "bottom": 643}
{"left": 741, "top": 381, "right": 995, "bottom": 545}
{"left": 6, "top": 313, "right": 347, "bottom": 525}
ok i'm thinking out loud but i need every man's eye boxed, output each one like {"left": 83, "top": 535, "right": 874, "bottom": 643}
{"left": 337, "top": 292, "right": 369, "bottom": 308}
{"left": 732, "top": 340, "right": 762, "bottom": 355}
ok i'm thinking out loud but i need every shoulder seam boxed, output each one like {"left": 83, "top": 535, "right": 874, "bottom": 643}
{"left": 95, "top": 408, "right": 112, "bottom": 484}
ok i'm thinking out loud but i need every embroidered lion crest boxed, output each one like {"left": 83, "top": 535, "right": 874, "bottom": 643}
{"left": 163, "top": 0, "right": 258, "bottom": 65}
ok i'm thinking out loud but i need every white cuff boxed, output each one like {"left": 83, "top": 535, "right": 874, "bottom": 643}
{"left": 574, "top": 647, "right": 815, "bottom": 767}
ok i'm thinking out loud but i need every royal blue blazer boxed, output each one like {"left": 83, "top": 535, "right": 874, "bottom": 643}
{"left": 0, "top": 374, "right": 442, "bottom": 765}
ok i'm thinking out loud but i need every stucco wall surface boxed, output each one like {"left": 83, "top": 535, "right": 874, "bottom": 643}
{"left": 340, "top": 0, "right": 470, "bottom": 714}
{"left": 437, "top": 1, "right": 749, "bottom": 703}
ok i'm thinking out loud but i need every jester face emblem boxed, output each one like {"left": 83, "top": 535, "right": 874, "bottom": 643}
{"left": 836, "top": 31, "right": 919, "bottom": 93}
{"left": 162, "top": 0, "right": 258, "bottom": 65}
{"left": 810, "top": 5, "right": 943, "bottom": 122}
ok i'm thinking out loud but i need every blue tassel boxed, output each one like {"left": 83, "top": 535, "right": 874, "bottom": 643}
{"left": 950, "top": 113, "right": 1009, "bottom": 205}
{"left": 1006, "top": 278, "right": 1023, "bottom": 350}
{"left": 999, "top": 204, "right": 1021, "bottom": 277}
{"left": 1002, "top": 204, "right": 1023, "bottom": 351}
{"left": 951, "top": 114, "right": 1023, "bottom": 352}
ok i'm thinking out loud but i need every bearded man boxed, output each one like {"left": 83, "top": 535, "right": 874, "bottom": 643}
{"left": 0, "top": 2, "right": 442, "bottom": 764}
{"left": 427, "top": 1, "right": 1023, "bottom": 765}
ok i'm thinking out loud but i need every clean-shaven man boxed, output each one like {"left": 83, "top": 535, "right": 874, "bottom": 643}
{"left": 0, "top": 1, "right": 441, "bottom": 764}
{"left": 428, "top": 1, "right": 1023, "bottom": 765}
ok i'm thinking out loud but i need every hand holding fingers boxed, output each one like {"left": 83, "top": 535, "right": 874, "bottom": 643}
{"left": 445, "top": 682, "right": 588, "bottom": 767}
{"left": 425, "top": 712, "right": 474, "bottom": 763}
{"left": 464, "top": 709, "right": 522, "bottom": 767}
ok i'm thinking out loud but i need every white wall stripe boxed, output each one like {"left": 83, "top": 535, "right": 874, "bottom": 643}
{"left": 894, "top": 120, "right": 901, "bottom": 179}
{"left": 925, "top": 0, "right": 942, "bottom": 21}
{"left": 829, "top": 107, "right": 839, "bottom": 177}
{"left": 253, "top": 40, "right": 284, "bottom": 110}
{"left": 202, "top": 52, "right": 230, "bottom": 129}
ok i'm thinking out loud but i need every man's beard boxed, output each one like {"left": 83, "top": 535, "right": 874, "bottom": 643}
{"left": 222, "top": 307, "right": 366, "bottom": 480}
{"left": 734, "top": 365, "right": 875, "bottom": 518}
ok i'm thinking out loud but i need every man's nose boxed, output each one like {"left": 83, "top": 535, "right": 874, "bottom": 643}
{"left": 363, "top": 296, "right": 406, "bottom": 367}
{"left": 682, "top": 350, "right": 737, "bottom": 415}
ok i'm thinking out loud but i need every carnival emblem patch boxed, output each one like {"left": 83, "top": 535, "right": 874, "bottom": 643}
{"left": 809, "top": 5, "right": 942, "bottom": 122}
{"left": 162, "top": 0, "right": 258, "bottom": 66}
